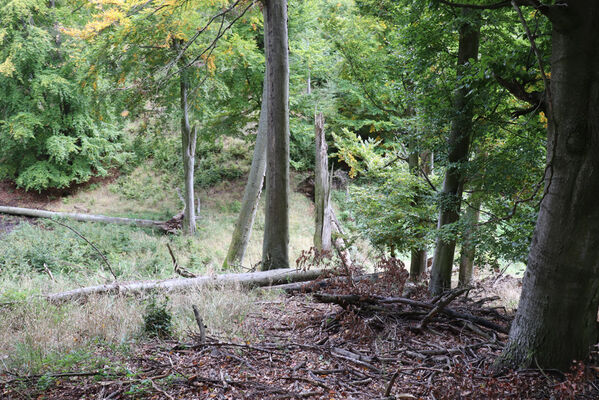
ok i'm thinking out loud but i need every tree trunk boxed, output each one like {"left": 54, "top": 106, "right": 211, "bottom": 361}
{"left": 458, "top": 197, "right": 481, "bottom": 287}
{"left": 408, "top": 150, "right": 427, "bottom": 281}
{"left": 178, "top": 41, "right": 197, "bottom": 235}
{"left": 223, "top": 79, "right": 268, "bottom": 268}
{"left": 314, "top": 113, "right": 332, "bottom": 252}
{"left": 410, "top": 249, "right": 427, "bottom": 282}
{"left": 429, "top": 10, "right": 480, "bottom": 295}
{"left": 47, "top": 268, "right": 325, "bottom": 303}
{"left": 497, "top": 1, "right": 599, "bottom": 370}
{"left": 0, "top": 206, "right": 167, "bottom": 230}
{"left": 262, "top": 0, "right": 290, "bottom": 270}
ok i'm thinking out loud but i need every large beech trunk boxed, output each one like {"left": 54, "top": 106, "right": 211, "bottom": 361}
{"left": 429, "top": 10, "right": 480, "bottom": 295}
{"left": 498, "top": 1, "right": 599, "bottom": 370}
{"left": 262, "top": 0, "right": 290, "bottom": 270}
{"left": 223, "top": 80, "right": 268, "bottom": 268}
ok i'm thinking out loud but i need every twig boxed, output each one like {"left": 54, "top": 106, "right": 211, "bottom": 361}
{"left": 418, "top": 287, "right": 470, "bottom": 330}
{"left": 150, "top": 379, "right": 175, "bottom": 400}
{"left": 1, "top": 370, "right": 116, "bottom": 384}
{"left": 51, "top": 219, "right": 117, "bottom": 280}
{"left": 384, "top": 369, "right": 400, "bottom": 397}
{"left": 43, "top": 263, "right": 55, "bottom": 282}
{"left": 167, "top": 243, "right": 196, "bottom": 278}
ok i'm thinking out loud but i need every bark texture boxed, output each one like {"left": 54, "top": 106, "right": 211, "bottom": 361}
{"left": 429, "top": 10, "right": 480, "bottom": 295}
{"left": 262, "top": 0, "right": 290, "bottom": 270}
{"left": 408, "top": 150, "right": 427, "bottom": 281}
{"left": 223, "top": 80, "right": 268, "bottom": 268}
{"left": 47, "top": 268, "right": 324, "bottom": 303}
{"left": 179, "top": 43, "right": 197, "bottom": 235}
{"left": 314, "top": 113, "right": 332, "bottom": 251}
{"left": 498, "top": 1, "right": 599, "bottom": 370}
{"left": 458, "top": 197, "right": 481, "bottom": 287}
{"left": 0, "top": 206, "right": 166, "bottom": 229}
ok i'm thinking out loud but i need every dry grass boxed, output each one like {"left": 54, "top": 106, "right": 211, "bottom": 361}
{"left": 0, "top": 285, "right": 263, "bottom": 374}
{"left": 0, "top": 161, "right": 347, "bottom": 375}
{"left": 0, "top": 295, "right": 143, "bottom": 373}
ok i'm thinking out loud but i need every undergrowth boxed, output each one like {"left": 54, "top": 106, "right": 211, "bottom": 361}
{"left": 0, "top": 287, "right": 259, "bottom": 375}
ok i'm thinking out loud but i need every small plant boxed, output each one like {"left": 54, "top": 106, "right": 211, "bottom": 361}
{"left": 36, "top": 373, "right": 56, "bottom": 391}
{"left": 143, "top": 297, "right": 173, "bottom": 339}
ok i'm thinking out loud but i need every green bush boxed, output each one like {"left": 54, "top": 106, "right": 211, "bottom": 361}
{"left": 0, "top": 1, "right": 125, "bottom": 191}
{"left": 143, "top": 298, "right": 172, "bottom": 339}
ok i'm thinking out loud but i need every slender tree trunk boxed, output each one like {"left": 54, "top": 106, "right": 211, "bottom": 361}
{"left": 314, "top": 113, "right": 332, "bottom": 251}
{"left": 177, "top": 41, "right": 196, "bottom": 235}
{"left": 262, "top": 0, "right": 290, "bottom": 270}
{"left": 408, "top": 150, "right": 427, "bottom": 281}
{"left": 223, "top": 80, "right": 268, "bottom": 268}
{"left": 497, "top": 1, "right": 599, "bottom": 370}
{"left": 429, "top": 10, "right": 480, "bottom": 295}
{"left": 458, "top": 197, "right": 481, "bottom": 287}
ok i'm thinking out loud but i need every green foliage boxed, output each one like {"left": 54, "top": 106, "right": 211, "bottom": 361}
{"left": 143, "top": 297, "right": 173, "bottom": 339}
{"left": 0, "top": 0, "right": 125, "bottom": 191}
{"left": 334, "top": 129, "right": 437, "bottom": 253}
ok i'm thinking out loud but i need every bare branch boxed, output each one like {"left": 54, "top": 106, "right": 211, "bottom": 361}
{"left": 438, "top": 0, "right": 511, "bottom": 10}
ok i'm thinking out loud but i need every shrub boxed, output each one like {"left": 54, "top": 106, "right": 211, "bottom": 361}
{"left": 143, "top": 297, "right": 172, "bottom": 339}
{"left": 0, "top": 1, "right": 124, "bottom": 191}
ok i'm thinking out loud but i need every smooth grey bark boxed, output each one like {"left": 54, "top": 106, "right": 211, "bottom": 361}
{"left": 408, "top": 150, "right": 427, "bottom": 281}
{"left": 497, "top": 1, "right": 599, "bottom": 370}
{"left": 47, "top": 268, "right": 324, "bottom": 303}
{"left": 223, "top": 80, "right": 268, "bottom": 268}
{"left": 314, "top": 113, "right": 332, "bottom": 251}
{"left": 0, "top": 206, "right": 166, "bottom": 230}
{"left": 178, "top": 42, "right": 197, "bottom": 235}
{"left": 458, "top": 197, "right": 481, "bottom": 287}
{"left": 429, "top": 10, "right": 480, "bottom": 295}
{"left": 262, "top": 0, "right": 290, "bottom": 270}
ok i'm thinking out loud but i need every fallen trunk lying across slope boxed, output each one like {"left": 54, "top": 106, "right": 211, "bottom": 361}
{"left": 47, "top": 268, "right": 324, "bottom": 303}
{"left": 0, "top": 205, "right": 176, "bottom": 232}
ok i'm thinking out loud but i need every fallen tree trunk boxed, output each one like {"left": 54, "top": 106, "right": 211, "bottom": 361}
{"left": 0, "top": 206, "right": 169, "bottom": 231}
{"left": 267, "top": 272, "right": 384, "bottom": 293}
{"left": 47, "top": 268, "right": 324, "bottom": 303}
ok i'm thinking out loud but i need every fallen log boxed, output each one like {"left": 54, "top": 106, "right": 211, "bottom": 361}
{"left": 266, "top": 272, "right": 384, "bottom": 293}
{"left": 47, "top": 268, "right": 324, "bottom": 303}
{"left": 0, "top": 205, "right": 172, "bottom": 231}
{"left": 313, "top": 293, "right": 509, "bottom": 334}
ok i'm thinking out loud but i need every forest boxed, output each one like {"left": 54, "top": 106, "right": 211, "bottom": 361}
{"left": 0, "top": 0, "right": 598, "bottom": 398}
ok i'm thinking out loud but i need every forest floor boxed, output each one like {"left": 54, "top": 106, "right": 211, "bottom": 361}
{"left": 0, "top": 168, "right": 596, "bottom": 399}
{"left": 1, "top": 274, "right": 598, "bottom": 400}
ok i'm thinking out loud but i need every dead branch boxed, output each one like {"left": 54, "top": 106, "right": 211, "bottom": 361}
{"left": 313, "top": 293, "right": 509, "bottom": 334}
{"left": 167, "top": 243, "right": 197, "bottom": 278}
{"left": 266, "top": 272, "right": 384, "bottom": 293}
{"left": 192, "top": 305, "right": 206, "bottom": 344}
{"left": 418, "top": 287, "right": 470, "bottom": 330}
{"left": 51, "top": 219, "right": 117, "bottom": 280}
